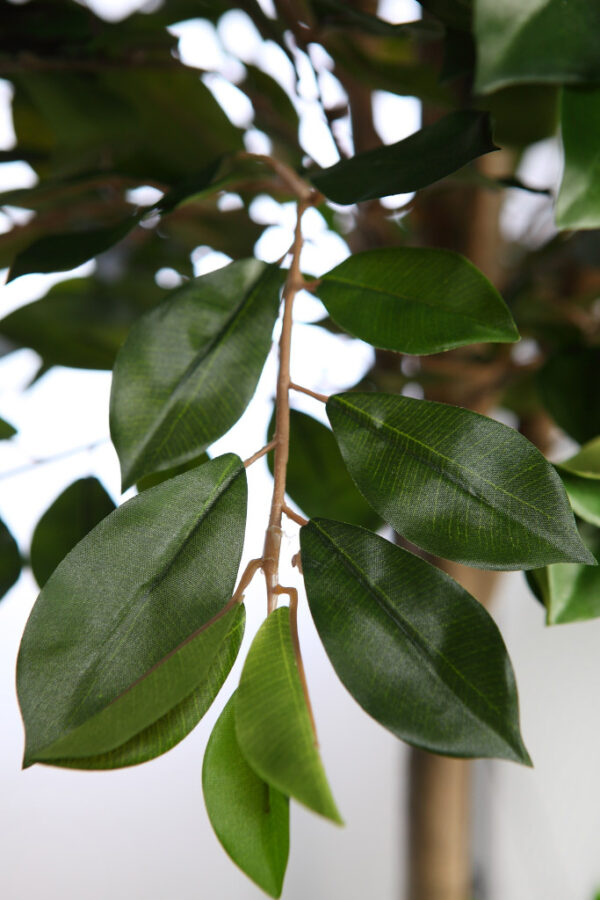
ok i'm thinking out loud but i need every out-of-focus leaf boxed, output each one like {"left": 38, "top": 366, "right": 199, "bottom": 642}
{"left": 267, "top": 408, "right": 380, "bottom": 529}
{"left": 301, "top": 518, "right": 531, "bottom": 763}
{"left": 317, "top": 247, "right": 518, "bottom": 354}
{"left": 311, "top": 111, "right": 496, "bottom": 204}
{"left": 474, "top": 0, "right": 600, "bottom": 93}
{"left": 17, "top": 455, "right": 247, "bottom": 768}
{"left": 0, "top": 518, "right": 21, "bottom": 601}
{"left": 310, "top": 0, "right": 437, "bottom": 37}
{"left": 110, "top": 260, "right": 282, "bottom": 489}
{"left": 7, "top": 214, "right": 141, "bottom": 282}
{"left": 154, "top": 157, "right": 225, "bottom": 216}
{"left": 419, "top": 0, "right": 472, "bottom": 30}
{"left": 203, "top": 694, "right": 289, "bottom": 898}
{"left": 478, "top": 84, "right": 559, "bottom": 148}
{"left": 532, "top": 524, "right": 600, "bottom": 625}
{"left": 239, "top": 66, "right": 301, "bottom": 165}
{"left": 556, "top": 87, "right": 600, "bottom": 231}
{"left": 0, "top": 417, "right": 17, "bottom": 439}
{"left": 558, "top": 438, "right": 600, "bottom": 480}
{"left": 537, "top": 348, "right": 600, "bottom": 444}
{"left": 235, "top": 607, "right": 342, "bottom": 824}
{"left": 30, "top": 477, "right": 116, "bottom": 588}
{"left": 327, "top": 392, "right": 594, "bottom": 569}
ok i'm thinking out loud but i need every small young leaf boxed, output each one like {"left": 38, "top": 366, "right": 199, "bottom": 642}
{"left": 18, "top": 455, "right": 247, "bottom": 767}
{"left": 267, "top": 408, "right": 380, "bottom": 529}
{"left": 7, "top": 214, "right": 141, "bottom": 282}
{"left": 301, "top": 519, "right": 531, "bottom": 763}
{"left": 557, "top": 87, "right": 600, "bottom": 230}
{"left": 558, "top": 437, "right": 600, "bottom": 480}
{"left": 0, "top": 518, "right": 21, "bottom": 601}
{"left": 559, "top": 474, "right": 600, "bottom": 528}
{"left": 537, "top": 348, "right": 600, "bottom": 444}
{"left": 317, "top": 248, "right": 518, "bottom": 354}
{"left": 311, "top": 111, "right": 496, "bottom": 204}
{"left": 235, "top": 607, "right": 342, "bottom": 824}
{"left": 0, "top": 416, "right": 17, "bottom": 439}
{"left": 532, "top": 525, "right": 600, "bottom": 625}
{"left": 110, "top": 260, "right": 283, "bottom": 490}
{"left": 30, "top": 477, "right": 116, "bottom": 588}
{"left": 327, "top": 392, "right": 594, "bottom": 569}
{"left": 203, "top": 694, "right": 289, "bottom": 898}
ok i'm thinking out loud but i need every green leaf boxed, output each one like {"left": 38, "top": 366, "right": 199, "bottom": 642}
{"left": 556, "top": 87, "right": 600, "bottom": 230}
{"left": 110, "top": 260, "right": 283, "bottom": 490}
{"left": 327, "top": 392, "right": 594, "bottom": 569}
{"left": 154, "top": 157, "right": 225, "bottom": 216}
{"left": 203, "top": 694, "right": 289, "bottom": 898}
{"left": 17, "top": 455, "right": 247, "bottom": 767}
{"left": 311, "top": 111, "right": 497, "bottom": 204}
{"left": 537, "top": 348, "right": 600, "bottom": 445}
{"left": 558, "top": 438, "right": 600, "bottom": 480}
{"left": 0, "top": 518, "right": 22, "bottom": 601}
{"left": 419, "top": 0, "right": 472, "bottom": 31}
{"left": 235, "top": 607, "right": 342, "bottom": 824}
{"left": 0, "top": 417, "right": 17, "bottom": 439}
{"left": 267, "top": 409, "right": 380, "bottom": 529}
{"left": 301, "top": 519, "right": 531, "bottom": 763}
{"left": 317, "top": 248, "right": 518, "bottom": 354}
{"left": 533, "top": 525, "right": 600, "bottom": 625}
{"left": 558, "top": 473, "right": 600, "bottom": 528}
{"left": 137, "top": 453, "right": 210, "bottom": 492}
{"left": 7, "top": 214, "right": 141, "bottom": 282}
{"left": 30, "top": 478, "right": 116, "bottom": 588}
{"left": 474, "top": 0, "right": 600, "bottom": 93}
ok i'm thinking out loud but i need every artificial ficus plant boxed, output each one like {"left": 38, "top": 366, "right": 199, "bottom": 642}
{"left": 1, "top": 0, "right": 600, "bottom": 896}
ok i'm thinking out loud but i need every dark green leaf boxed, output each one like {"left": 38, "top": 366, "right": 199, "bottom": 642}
{"left": 327, "top": 392, "right": 594, "bottom": 569}
{"left": 30, "top": 478, "right": 116, "bottom": 588}
{"left": 311, "top": 111, "right": 497, "bottom": 204}
{"left": 419, "top": 0, "right": 472, "bottom": 31}
{"left": 137, "top": 453, "right": 210, "bottom": 492}
{"left": 301, "top": 519, "right": 531, "bottom": 763}
{"left": 235, "top": 607, "right": 342, "bottom": 824}
{"left": 7, "top": 214, "right": 141, "bottom": 282}
{"left": 537, "top": 348, "right": 600, "bottom": 444}
{"left": 155, "top": 157, "right": 225, "bottom": 216}
{"left": 0, "top": 518, "right": 22, "bottom": 601}
{"left": 532, "top": 524, "right": 600, "bottom": 625}
{"left": 17, "top": 455, "right": 247, "bottom": 767}
{"left": 203, "top": 694, "right": 289, "bottom": 898}
{"left": 474, "top": 0, "right": 600, "bottom": 93}
{"left": 557, "top": 87, "right": 600, "bottom": 230}
{"left": 478, "top": 84, "right": 559, "bottom": 148}
{"left": 0, "top": 417, "right": 17, "bottom": 439}
{"left": 267, "top": 409, "right": 380, "bottom": 529}
{"left": 110, "top": 260, "right": 283, "bottom": 490}
{"left": 317, "top": 248, "right": 518, "bottom": 354}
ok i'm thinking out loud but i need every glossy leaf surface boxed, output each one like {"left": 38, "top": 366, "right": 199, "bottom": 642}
{"left": 203, "top": 694, "right": 289, "bottom": 898}
{"left": 327, "top": 392, "right": 594, "bottom": 569}
{"left": 301, "top": 519, "right": 531, "bottom": 762}
{"left": 474, "top": 0, "right": 600, "bottom": 92}
{"left": 110, "top": 260, "right": 282, "bottom": 489}
{"left": 18, "top": 455, "right": 247, "bottom": 767}
{"left": 537, "top": 348, "right": 600, "bottom": 444}
{"left": 557, "top": 87, "right": 600, "bottom": 230}
{"left": 311, "top": 111, "right": 496, "bottom": 204}
{"left": 267, "top": 409, "right": 380, "bottom": 529}
{"left": 30, "top": 477, "right": 116, "bottom": 588}
{"left": 317, "top": 248, "right": 518, "bottom": 354}
{"left": 0, "top": 518, "right": 21, "bottom": 601}
{"left": 235, "top": 607, "right": 342, "bottom": 824}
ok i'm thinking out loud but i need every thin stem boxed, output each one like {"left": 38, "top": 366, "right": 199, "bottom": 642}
{"left": 283, "top": 503, "right": 307, "bottom": 527}
{"left": 0, "top": 438, "right": 108, "bottom": 481}
{"left": 244, "top": 440, "right": 276, "bottom": 469}
{"left": 277, "top": 585, "right": 318, "bottom": 742}
{"left": 289, "top": 382, "right": 329, "bottom": 404}
{"left": 237, "top": 152, "right": 323, "bottom": 204}
{"left": 231, "top": 558, "right": 265, "bottom": 604}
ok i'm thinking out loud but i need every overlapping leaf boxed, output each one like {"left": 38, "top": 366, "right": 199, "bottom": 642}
{"left": 301, "top": 519, "right": 531, "bottom": 762}
{"left": 556, "top": 439, "right": 600, "bottom": 528}
{"left": 0, "top": 518, "right": 22, "bottom": 602}
{"left": 557, "top": 87, "right": 600, "bottom": 230}
{"left": 327, "top": 392, "right": 594, "bottom": 569}
{"left": 17, "top": 455, "right": 247, "bottom": 767}
{"left": 235, "top": 607, "right": 342, "bottom": 824}
{"left": 30, "top": 477, "right": 116, "bottom": 588}
{"left": 110, "top": 260, "right": 283, "bottom": 489}
{"left": 317, "top": 248, "right": 518, "bottom": 354}
{"left": 203, "top": 694, "right": 289, "bottom": 898}
{"left": 528, "top": 524, "right": 600, "bottom": 625}
{"left": 311, "top": 111, "right": 496, "bottom": 204}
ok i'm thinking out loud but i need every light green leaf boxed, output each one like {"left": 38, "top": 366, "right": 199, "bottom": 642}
{"left": 0, "top": 518, "right": 21, "bottom": 602}
{"left": 558, "top": 438, "right": 600, "bottom": 480}
{"left": 301, "top": 519, "right": 531, "bottom": 763}
{"left": 327, "top": 392, "right": 594, "bottom": 569}
{"left": 30, "top": 477, "right": 116, "bottom": 588}
{"left": 235, "top": 607, "right": 342, "bottom": 824}
{"left": 311, "top": 111, "right": 497, "bottom": 204}
{"left": 474, "top": 0, "right": 600, "bottom": 93}
{"left": 0, "top": 417, "right": 17, "bottom": 440}
{"left": 203, "top": 694, "right": 289, "bottom": 898}
{"left": 557, "top": 87, "right": 600, "bottom": 230}
{"left": 532, "top": 525, "right": 600, "bottom": 625}
{"left": 317, "top": 248, "right": 518, "bottom": 354}
{"left": 110, "top": 260, "right": 283, "bottom": 490}
{"left": 17, "top": 455, "right": 247, "bottom": 768}
{"left": 267, "top": 408, "right": 380, "bottom": 529}
{"left": 560, "top": 474, "right": 600, "bottom": 528}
